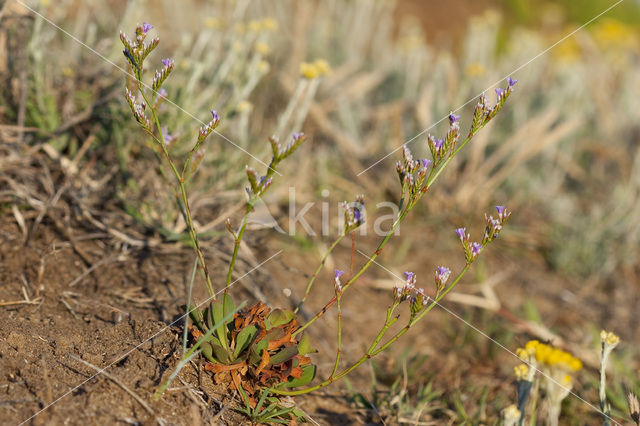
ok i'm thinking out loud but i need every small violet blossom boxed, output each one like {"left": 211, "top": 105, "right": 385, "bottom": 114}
{"left": 449, "top": 112, "right": 460, "bottom": 124}
{"left": 142, "top": 22, "right": 153, "bottom": 33}
{"left": 435, "top": 266, "right": 451, "bottom": 290}
{"left": 161, "top": 58, "right": 173, "bottom": 68}
{"left": 471, "top": 242, "right": 482, "bottom": 258}
{"left": 334, "top": 269, "right": 344, "bottom": 291}
{"left": 507, "top": 77, "right": 518, "bottom": 87}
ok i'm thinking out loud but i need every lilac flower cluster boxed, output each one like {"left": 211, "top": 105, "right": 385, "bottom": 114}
{"left": 124, "top": 88, "right": 150, "bottom": 129}
{"left": 482, "top": 205, "right": 510, "bottom": 245}
{"left": 269, "top": 132, "right": 307, "bottom": 162}
{"left": 245, "top": 165, "right": 273, "bottom": 196}
{"left": 152, "top": 58, "right": 174, "bottom": 91}
{"left": 196, "top": 110, "right": 221, "bottom": 144}
{"left": 120, "top": 22, "right": 160, "bottom": 80}
{"left": 434, "top": 266, "right": 451, "bottom": 293}
{"left": 396, "top": 146, "right": 433, "bottom": 199}
{"left": 334, "top": 269, "right": 344, "bottom": 293}
{"left": 456, "top": 205, "right": 510, "bottom": 264}
{"left": 469, "top": 78, "right": 518, "bottom": 138}
{"left": 426, "top": 111, "right": 461, "bottom": 165}
{"left": 341, "top": 195, "right": 365, "bottom": 234}
{"left": 392, "top": 271, "right": 432, "bottom": 317}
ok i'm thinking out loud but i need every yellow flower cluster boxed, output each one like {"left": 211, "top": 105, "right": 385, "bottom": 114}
{"left": 300, "top": 59, "right": 331, "bottom": 79}
{"left": 600, "top": 330, "right": 620, "bottom": 347}
{"left": 592, "top": 18, "right": 638, "bottom": 49}
{"left": 514, "top": 364, "right": 529, "bottom": 380}
{"left": 232, "top": 18, "right": 279, "bottom": 34}
{"left": 520, "top": 340, "right": 582, "bottom": 371}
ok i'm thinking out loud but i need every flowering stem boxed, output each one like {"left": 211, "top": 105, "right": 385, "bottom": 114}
{"left": 225, "top": 198, "right": 256, "bottom": 292}
{"left": 137, "top": 84, "right": 215, "bottom": 299}
{"left": 275, "top": 264, "right": 471, "bottom": 396}
{"left": 294, "top": 205, "right": 411, "bottom": 337}
{"left": 294, "top": 233, "right": 345, "bottom": 314}
{"left": 371, "top": 265, "right": 470, "bottom": 355}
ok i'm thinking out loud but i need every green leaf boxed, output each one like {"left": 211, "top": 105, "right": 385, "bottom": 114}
{"left": 297, "top": 333, "right": 313, "bottom": 355}
{"left": 266, "top": 309, "right": 295, "bottom": 329}
{"left": 233, "top": 325, "right": 258, "bottom": 359}
{"left": 249, "top": 340, "right": 268, "bottom": 365}
{"left": 211, "top": 341, "right": 231, "bottom": 364}
{"left": 278, "top": 364, "right": 316, "bottom": 388}
{"left": 201, "top": 342, "right": 219, "bottom": 363}
{"left": 263, "top": 328, "right": 285, "bottom": 343}
{"left": 210, "top": 300, "right": 230, "bottom": 350}
{"left": 223, "top": 293, "right": 236, "bottom": 317}
{"left": 269, "top": 346, "right": 298, "bottom": 365}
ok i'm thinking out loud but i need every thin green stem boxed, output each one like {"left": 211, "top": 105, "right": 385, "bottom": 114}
{"left": 330, "top": 291, "right": 342, "bottom": 378}
{"left": 225, "top": 199, "right": 255, "bottom": 291}
{"left": 274, "top": 264, "right": 472, "bottom": 396}
{"left": 293, "top": 208, "right": 409, "bottom": 338}
{"left": 138, "top": 84, "right": 215, "bottom": 298}
{"left": 294, "top": 233, "right": 345, "bottom": 314}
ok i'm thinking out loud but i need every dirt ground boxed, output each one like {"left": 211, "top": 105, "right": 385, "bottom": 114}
{"left": 2, "top": 135, "right": 632, "bottom": 425}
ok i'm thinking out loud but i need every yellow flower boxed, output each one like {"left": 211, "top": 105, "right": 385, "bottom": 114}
{"left": 523, "top": 340, "right": 582, "bottom": 371}
{"left": 600, "top": 330, "right": 620, "bottom": 347}
{"left": 255, "top": 42, "right": 270, "bottom": 56}
{"left": 502, "top": 404, "right": 521, "bottom": 424}
{"left": 313, "top": 59, "right": 331, "bottom": 76}
{"left": 592, "top": 18, "right": 637, "bottom": 49}
{"left": 261, "top": 18, "right": 278, "bottom": 31}
{"left": 204, "top": 17, "right": 224, "bottom": 30}
{"left": 514, "top": 364, "right": 529, "bottom": 380}
{"left": 257, "top": 60, "right": 270, "bottom": 74}
{"left": 232, "top": 40, "right": 244, "bottom": 52}
{"left": 236, "top": 100, "right": 253, "bottom": 113}
{"left": 465, "top": 63, "right": 486, "bottom": 77}
{"left": 248, "top": 19, "right": 261, "bottom": 33}
{"left": 300, "top": 62, "right": 319, "bottom": 79}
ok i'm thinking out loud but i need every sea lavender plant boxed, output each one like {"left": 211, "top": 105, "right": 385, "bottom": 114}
{"left": 120, "top": 22, "right": 516, "bottom": 419}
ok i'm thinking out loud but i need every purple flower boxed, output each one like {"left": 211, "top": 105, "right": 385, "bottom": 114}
{"left": 495, "top": 88, "right": 504, "bottom": 98}
{"left": 455, "top": 227, "right": 466, "bottom": 241}
{"left": 471, "top": 242, "right": 482, "bottom": 257}
{"left": 404, "top": 271, "right": 414, "bottom": 282}
{"left": 507, "top": 77, "right": 518, "bottom": 87}
{"left": 435, "top": 266, "right": 451, "bottom": 289}
{"left": 495, "top": 205, "right": 505, "bottom": 216}
{"left": 157, "top": 88, "right": 168, "bottom": 98}
{"left": 292, "top": 132, "right": 304, "bottom": 142}
{"left": 161, "top": 58, "right": 173, "bottom": 67}
{"left": 421, "top": 159, "right": 432, "bottom": 169}
{"left": 434, "top": 138, "right": 444, "bottom": 150}
{"left": 353, "top": 208, "right": 363, "bottom": 223}
{"left": 161, "top": 126, "right": 175, "bottom": 145}
{"left": 210, "top": 110, "right": 220, "bottom": 122}
{"left": 449, "top": 112, "right": 460, "bottom": 124}
{"left": 334, "top": 269, "right": 345, "bottom": 291}
{"left": 142, "top": 22, "right": 153, "bottom": 33}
